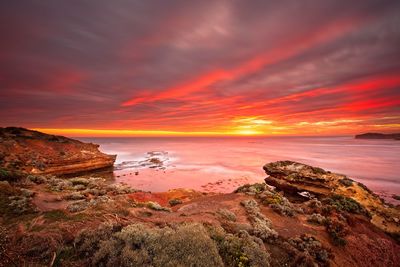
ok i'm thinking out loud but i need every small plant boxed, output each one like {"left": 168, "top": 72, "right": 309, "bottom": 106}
{"left": 357, "top": 182, "right": 373, "bottom": 194}
{"left": 115, "top": 207, "right": 130, "bottom": 217}
{"left": 289, "top": 234, "right": 331, "bottom": 263}
{"left": 0, "top": 168, "right": 22, "bottom": 182}
{"left": 234, "top": 183, "right": 267, "bottom": 194}
{"left": 209, "top": 227, "right": 271, "bottom": 267}
{"left": 259, "top": 192, "right": 283, "bottom": 205}
{"left": 216, "top": 209, "right": 237, "bottom": 222}
{"left": 323, "top": 194, "right": 364, "bottom": 214}
{"left": 0, "top": 168, "right": 11, "bottom": 180}
{"left": 69, "top": 177, "right": 90, "bottom": 186}
{"left": 146, "top": 201, "right": 171, "bottom": 212}
{"left": 240, "top": 199, "right": 278, "bottom": 241}
{"left": 339, "top": 178, "right": 353, "bottom": 187}
{"left": 307, "top": 213, "right": 327, "bottom": 225}
{"left": 43, "top": 210, "right": 70, "bottom": 221}
{"left": 169, "top": 198, "right": 183, "bottom": 206}
{"left": 76, "top": 223, "right": 225, "bottom": 266}
{"left": 325, "top": 219, "right": 348, "bottom": 246}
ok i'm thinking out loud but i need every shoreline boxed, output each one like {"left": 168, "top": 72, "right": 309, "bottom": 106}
{"left": 1, "top": 128, "right": 400, "bottom": 266}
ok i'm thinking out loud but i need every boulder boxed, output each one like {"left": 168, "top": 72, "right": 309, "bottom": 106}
{"left": 263, "top": 161, "right": 400, "bottom": 235}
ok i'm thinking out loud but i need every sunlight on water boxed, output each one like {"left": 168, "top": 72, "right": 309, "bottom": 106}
{"left": 79, "top": 136, "right": 400, "bottom": 202}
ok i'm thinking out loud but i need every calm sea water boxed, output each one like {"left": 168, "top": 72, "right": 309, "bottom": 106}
{"left": 78, "top": 136, "right": 400, "bottom": 203}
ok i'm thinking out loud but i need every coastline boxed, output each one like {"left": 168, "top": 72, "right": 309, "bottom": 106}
{"left": 1, "top": 129, "right": 400, "bottom": 266}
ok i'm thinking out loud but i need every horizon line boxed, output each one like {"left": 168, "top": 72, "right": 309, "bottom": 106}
{"left": 28, "top": 127, "right": 375, "bottom": 138}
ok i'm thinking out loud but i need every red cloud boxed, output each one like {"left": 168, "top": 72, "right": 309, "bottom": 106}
{"left": 121, "top": 17, "right": 365, "bottom": 107}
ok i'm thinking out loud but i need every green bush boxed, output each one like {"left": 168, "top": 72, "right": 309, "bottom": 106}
{"left": 323, "top": 194, "right": 364, "bottom": 214}
{"left": 168, "top": 198, "right": 183, "bottom": 206}
{"left": 210, "top": 228, "right": 270, "bottom": 267}
{"left": 338, "top": 178, "right": 353, "bottom": 187}
{"left": 325, "top": 219, "right": 348, "bottom": 246}
{"left": 234, "top": 183, "right": 267, "bottom": 194}
{"left": 76, "top": 223, "right": 224, "bottom": 267}
{"left": 0, "top": 168, "right": 22, "bottom": 182}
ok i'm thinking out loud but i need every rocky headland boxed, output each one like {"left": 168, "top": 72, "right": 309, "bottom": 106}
{"left": 355, "top": 132, "right": 400, "bottom": 140}
{"left": 0, "top": 127, "right": 116, "bottom": 176}
{"left": 0, "top": 129, "right": 399, "bottom": 267}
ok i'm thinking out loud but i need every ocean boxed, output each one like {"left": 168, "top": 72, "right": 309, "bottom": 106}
{"left": 78, "top": 136, "right": 400, "bottom": 203}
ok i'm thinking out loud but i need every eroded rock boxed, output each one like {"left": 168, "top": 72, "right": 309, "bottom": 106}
{"left": 0, "top": 127, "right": 116, "bottom": 176}
{"left": 263, "top": 161, "right": 400, "bottom": 236}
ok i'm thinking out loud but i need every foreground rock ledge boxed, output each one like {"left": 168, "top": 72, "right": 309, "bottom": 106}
{"left": 0, "top": 127, "right": 116, "bottom": 175}
{"left": 264, "top": 160, "right": 400, "bottom": 235}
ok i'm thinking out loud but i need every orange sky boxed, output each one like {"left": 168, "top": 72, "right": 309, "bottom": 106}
{"left": 1, "top": 1, "right": 400, "bottom": 137}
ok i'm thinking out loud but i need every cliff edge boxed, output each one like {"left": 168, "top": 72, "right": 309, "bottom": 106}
{"left": 264, "top": 161, "right": 400, "bottom": 235}
{"left": 0, "top": 127, "right": 116, "bottom": 175}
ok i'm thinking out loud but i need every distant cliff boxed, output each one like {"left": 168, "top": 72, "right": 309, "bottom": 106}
{"left": 355, "top": 132, "right": 400, "bottom": 140}
{"left": 0, "top": 127, "right": 116, "bottom": 175}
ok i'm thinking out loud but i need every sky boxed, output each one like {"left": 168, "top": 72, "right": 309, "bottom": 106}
{"left": 0, "top": 0, "right": 400, "bottom": 136}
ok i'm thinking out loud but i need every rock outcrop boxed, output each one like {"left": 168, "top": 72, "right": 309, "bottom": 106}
{"left": 0, "top": 127, "right": 116, "bottom": 175}
{"left": 355, "top": 132, "right": 400, "bottom": 140}
{"left": 264, "top": 161, "right": 400, "bottom": 235}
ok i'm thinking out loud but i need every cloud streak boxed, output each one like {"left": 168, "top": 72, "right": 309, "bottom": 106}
{"left": 0, "top": 0, "right": 399, "bottom": 135}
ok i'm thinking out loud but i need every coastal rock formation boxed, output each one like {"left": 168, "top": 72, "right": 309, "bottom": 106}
{"left": 264, "top": 161, "right": 400, "bottom": 235}
{"left": 1, "top": 130, "right": 399, "bottom": 267}
{"left": 355, "top": 132, "right": 400, "bottom": 140}
{"left": 0, "top": 127, "right": 116, "bottom": 176}
{"left": 1, "top": 162, "right": 400, "bottom": 266}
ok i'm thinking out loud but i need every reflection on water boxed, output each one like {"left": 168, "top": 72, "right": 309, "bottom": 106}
{"left": 79, "top": 136, "right": 400, "bottom": 202}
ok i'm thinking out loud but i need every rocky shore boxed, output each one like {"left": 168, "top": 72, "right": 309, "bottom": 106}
{"left": 0, "top": 130, "right": 399, "bottom": 266}
{"left": 0, "top": 127, "right": 116, "bottom": 176}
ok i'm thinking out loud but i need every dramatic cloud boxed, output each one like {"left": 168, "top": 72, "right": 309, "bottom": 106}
{"left": 0, "top": 0, "right": 399, "bottom": 136}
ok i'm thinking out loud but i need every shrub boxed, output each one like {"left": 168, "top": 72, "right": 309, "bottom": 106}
{"left": 67, "top": 200, "right": 89, "bottom": 213}
{"left": 357, "top": 182, "right": 373, "bottom": 194}
{"left": 18, "top": 232, "right": 61, "bottom": 262}
{"left": 323, "top": 194, "right": 364, "bottom": 214}
{"left": 0, "top": 168, "right": 12, "bottom": 180}
{"left": 43, "top": 210, "right": 71, "bottom": 221}
{"left": 288, "top": 234, "right": 331, "bottom": 264}
{"left": 77, "top": 223, "right": 224, "bottom": 267}
{"left": 270, "top": 204, "right": 295, "bottom": 217}
{"left": 240, "top": 199, "right": 278, "bottom": 241}
{"left": 258, "top": 191, "right": 284, "bottom": 205}
{"left": 168, "top": 198, "right": 183, "bottom": 206}
{"left": 210, "top": 228, "right": 271, "bottom": 267}
{"left": 75, "top": 223, "right": 123, "bottom": 256}
{"left": 69, "top": 177, "right": 90, "bottom": 186}
{"left": 258, "top": 191, "right": 296, "bottom": 217}
{"left": 339, "top": 178, "right": 353, "bottom": 187}
{"left": 146, "top": 201, "right": 171, "bottom": 212}
{"left": 217, "top": 208, "right": 237, "bottom": 222}
{"left": 234, "top": 183, "right": 267, "bottom": 194}
{"left": 27, "top": 174, "right": 47, "bottom": 184}
{"left": 0, "top": 168, "right": 22, "bottom": 182}
{"left": 325, "top": 219, "right": 348, "bottom": 246}
{"left": 8, "top": 195, "right": 36, "bottom": 214}
{"left": 307, "top": 213, "right": 327, "bottom": 225}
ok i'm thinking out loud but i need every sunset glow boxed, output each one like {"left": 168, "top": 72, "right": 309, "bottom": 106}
{"left": 1, "top": 1, "right": 399, "bottom": 136}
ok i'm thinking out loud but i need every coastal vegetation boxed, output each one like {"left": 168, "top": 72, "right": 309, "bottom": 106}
{"left": 0, "top": 129, "right": 399, "bottom": 266}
